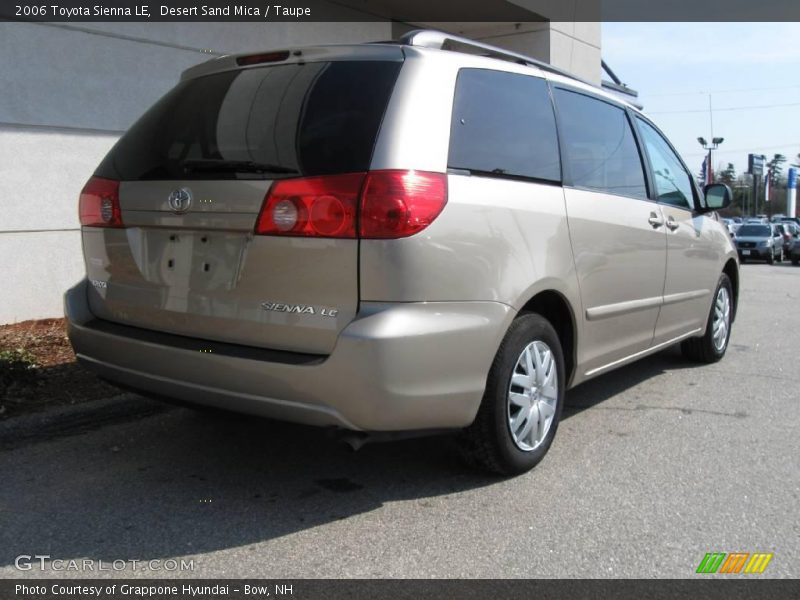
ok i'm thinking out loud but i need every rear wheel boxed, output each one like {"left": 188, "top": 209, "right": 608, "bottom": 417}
{"left": 792, "top": 257, "right": 800, "bottom": 266}
{"left": 681, "top": 273, "right": 733, "bottom": 363}
{"left": 459, "top": 313, "right": 565, "bottom": 475}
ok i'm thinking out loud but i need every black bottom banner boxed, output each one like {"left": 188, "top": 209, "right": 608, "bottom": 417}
{"left": 2, "top": 579, "right": 798, "bottom": 600}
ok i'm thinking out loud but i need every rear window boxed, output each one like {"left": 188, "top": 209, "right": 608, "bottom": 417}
{"left": 96, "top": 61, "right": 402, "bottom": 180}
{"left": 448, "top": 69, "right": 561, "bottom": 182}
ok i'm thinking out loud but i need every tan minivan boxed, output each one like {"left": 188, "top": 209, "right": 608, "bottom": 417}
{"left": 66, "top": 31, "right": 739, "bottom": 474}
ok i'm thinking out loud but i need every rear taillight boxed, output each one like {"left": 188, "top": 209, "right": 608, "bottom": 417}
{"left": 255, "top": 170, "right": 447, "bottom": 240}
{"left": 79, "top": 177, "right": 122, "bottom": 228}
{"left": 360, "top": 171, "right": 447, "bottom": 239}
{"left": 255, "top": 173, "right": 364, "bottom": 238}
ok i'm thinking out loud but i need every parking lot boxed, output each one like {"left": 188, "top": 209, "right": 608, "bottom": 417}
{"left": 0, "top": 263, "right": 798, "bottom": 579}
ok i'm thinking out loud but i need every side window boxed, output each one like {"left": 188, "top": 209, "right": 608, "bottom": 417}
{"left": 553, "top": 88, "right": 647, "bottom": 199}
{"left": 636, "top": 118, "right": 696, "bottom": 210}
{"left": 448, "top": 69, "right": 560, "bottom": 182}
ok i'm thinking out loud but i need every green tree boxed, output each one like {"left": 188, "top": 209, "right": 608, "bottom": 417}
{"left": 717, "top": 162, "right": 736, "bottom": 187}
{"left": 768, "top": 153, "right": 787, "bottom": 186}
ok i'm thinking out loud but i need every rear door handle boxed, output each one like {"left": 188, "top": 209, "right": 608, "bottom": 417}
{"left": 648, "top": 212, "right": 663, "bottom": 228}
{"left": 666, "top": 216, "right": 680, "bottom": 231}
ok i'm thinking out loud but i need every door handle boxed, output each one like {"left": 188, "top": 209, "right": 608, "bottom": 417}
{"left": 666, "top": 217, "right": 680, "bottom": 231}
{"left": 648, "top": 212, "right": 663, "bottom": 228}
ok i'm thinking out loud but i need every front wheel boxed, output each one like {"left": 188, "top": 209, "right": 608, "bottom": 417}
{"left": 681, "top": 273, "right": 733, "bottom": 363}
{"left": 459, "top": 313, "right": 565, "bottom": 475}
{"left": 767, "top": 251, "right": 775, "bottom": 265}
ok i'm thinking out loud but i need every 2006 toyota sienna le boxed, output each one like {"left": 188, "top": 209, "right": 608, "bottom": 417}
{"left": 66, "top": 30, "right": 739, "bottom": 474}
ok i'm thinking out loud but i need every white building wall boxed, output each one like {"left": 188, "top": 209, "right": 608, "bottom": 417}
{"left": 0, "top": 20, "right": 391, "bottom": 324}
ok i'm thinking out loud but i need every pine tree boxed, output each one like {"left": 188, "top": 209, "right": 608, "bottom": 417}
{"left": 768, "top": 154, "right": 787, "bottom": 186}
{"left": 717, "top": 163, "right": 736, "bottom": 187}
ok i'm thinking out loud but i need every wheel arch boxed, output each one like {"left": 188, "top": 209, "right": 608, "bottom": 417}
{"left": 519, "top": 290, "right": 578, "bottom": 388}
{"left": 722, "top": 258, "right": 739, "bottom": 323}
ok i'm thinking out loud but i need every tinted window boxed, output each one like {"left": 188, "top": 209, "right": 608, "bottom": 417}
{"left": 96, "top": 61, "right": 402, "bottom": 180}
{"left": 636, "top": 118, "right": 695, "bottom": 210}
{"left": 737, "top": 225, "right": 771, "bottom": 237}
{"left": 448, "top": 69, "right": 560, "bottom": 181}
{"left": 554, "top": 89, "right": 647, "bottom": 198}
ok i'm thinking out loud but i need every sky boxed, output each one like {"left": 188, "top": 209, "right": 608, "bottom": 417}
{"left": 602, "top": 22, "right": 800, "bottom": 179}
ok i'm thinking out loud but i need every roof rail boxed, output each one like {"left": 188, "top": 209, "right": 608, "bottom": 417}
{"left": 399, "top": 29, "right": 590, "bottom": 87}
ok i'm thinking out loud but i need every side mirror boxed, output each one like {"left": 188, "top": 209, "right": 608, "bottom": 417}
{"left": 703, "top": 183, "right": 732, "bottom": 211}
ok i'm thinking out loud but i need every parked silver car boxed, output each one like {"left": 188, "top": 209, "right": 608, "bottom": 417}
{"left": 66, "top": 31, "right": 739, "bottom": 474}
{"left": 735, "top": 223, "right": 784, "bottom": 264}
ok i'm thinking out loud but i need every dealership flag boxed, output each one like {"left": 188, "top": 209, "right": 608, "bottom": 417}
{"left": 700, "top": 156, "right": 713, "bottom": 185}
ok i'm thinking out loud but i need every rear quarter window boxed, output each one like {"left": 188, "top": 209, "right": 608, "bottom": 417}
{"left": 448, "top": 69, "right": 561, "bottom": 182}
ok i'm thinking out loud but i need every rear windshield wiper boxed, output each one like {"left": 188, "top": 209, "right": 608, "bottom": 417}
{"left": 182, "top": 159, "right": 298, "bottom": 175}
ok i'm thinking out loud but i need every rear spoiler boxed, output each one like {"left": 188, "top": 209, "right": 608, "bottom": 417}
{"left": 180, "top": 44, "right": 403, "bottom": 81}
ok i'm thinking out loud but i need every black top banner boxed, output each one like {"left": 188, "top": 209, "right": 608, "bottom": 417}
{"left": 2, "top": 0, "right": 800, "bottom": 22}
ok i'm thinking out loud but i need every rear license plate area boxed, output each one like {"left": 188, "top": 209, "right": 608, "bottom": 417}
{"left": 138, "top": 230, "right": 246, "bottom": 290}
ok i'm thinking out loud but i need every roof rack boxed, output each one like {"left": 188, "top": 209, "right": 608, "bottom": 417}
{"left": 399, "top": 29, "right": 590, "bottom": 86}
{"left": 399, "top": 29, "right": 642, "bottom": 109}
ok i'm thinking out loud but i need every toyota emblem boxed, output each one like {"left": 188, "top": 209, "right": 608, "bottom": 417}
{"left": 168, "top": 187, "right": 192, "bottom": 213}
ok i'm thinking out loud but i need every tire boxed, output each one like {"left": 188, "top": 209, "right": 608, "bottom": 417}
{"left": 767, "top": 251, "right": 774, "bottom": 265}
{"left": 458, "top": 313, "right": 565, "bottom": 475}
{"left": 681, "top": 273, "right": 733, "bottom": 363}
{"left": 792, "top": 257, "right": 799, "bottom": 266}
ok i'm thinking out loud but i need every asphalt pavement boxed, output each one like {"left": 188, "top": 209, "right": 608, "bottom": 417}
{"left": 1, "top": 263, "right": 798, "bottom": 578}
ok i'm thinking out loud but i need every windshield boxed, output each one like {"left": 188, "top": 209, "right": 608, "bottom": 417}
{"left": 737, "top": 225, "right": 771, "bottom": 237}
{"left": 95, "top": 60, "right": 402, "bottom": 180}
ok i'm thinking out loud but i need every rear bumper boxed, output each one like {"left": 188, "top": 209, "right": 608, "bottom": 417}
{"left": 65, "top": 280, "right": 513, "bottom": 432}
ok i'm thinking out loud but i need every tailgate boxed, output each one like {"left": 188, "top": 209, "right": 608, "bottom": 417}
{"left": 83, "top": 180, "right": 356, "bottom": 355}
{"left": 82, "top": 54, "right": 402, "bottom": 354}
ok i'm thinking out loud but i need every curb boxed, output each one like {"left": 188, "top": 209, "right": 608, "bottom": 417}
{"left": 0, "top": 394, "right": 173, "bottom": 450}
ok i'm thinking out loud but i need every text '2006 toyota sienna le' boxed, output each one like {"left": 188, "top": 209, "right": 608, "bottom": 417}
{"left": 66, "top": 31, "right": 739, "bottom": 474}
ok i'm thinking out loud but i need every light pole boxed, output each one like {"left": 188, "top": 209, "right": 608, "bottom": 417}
{"left": 697, "top": 136, "right": 724, "bottom": 185}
